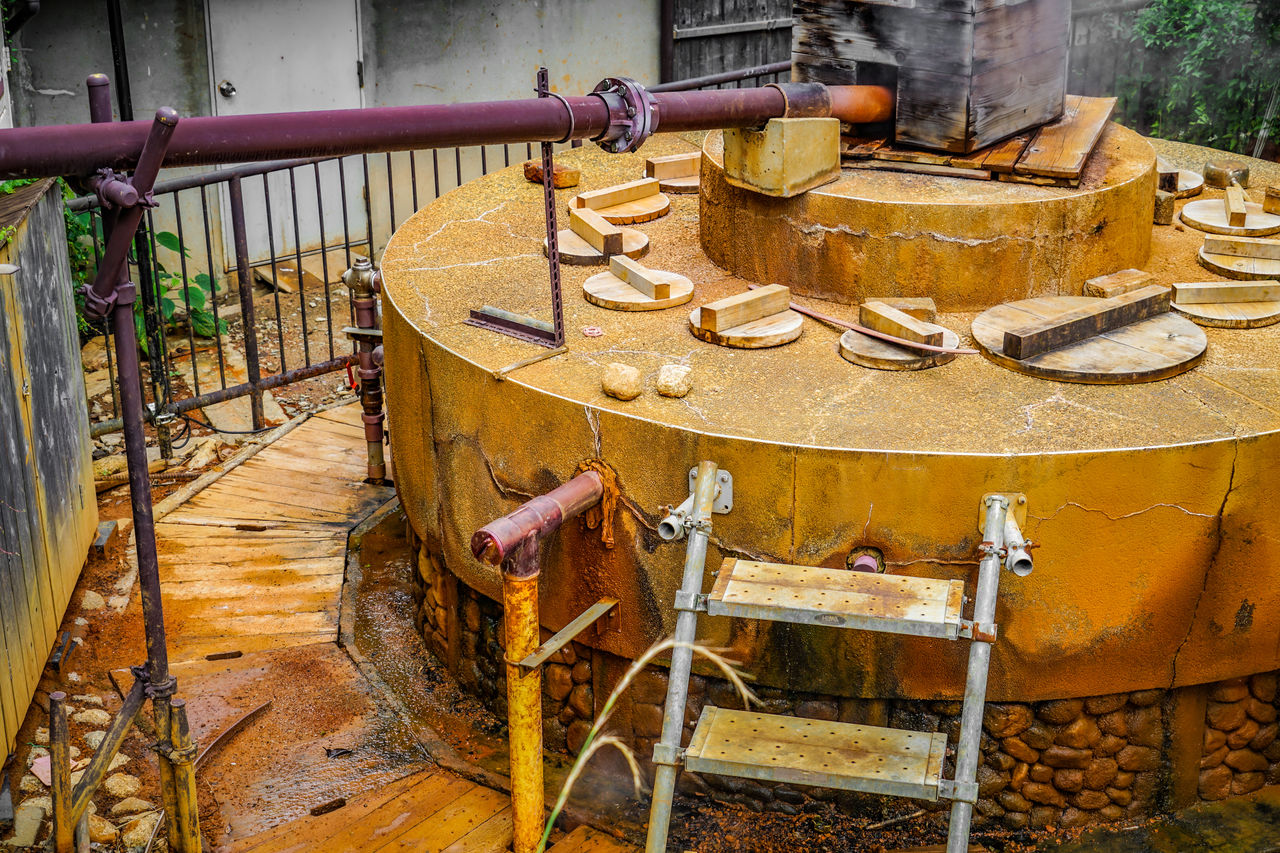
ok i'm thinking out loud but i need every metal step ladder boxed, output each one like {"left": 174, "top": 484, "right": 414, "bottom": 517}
{"left": 644, "top": 461, "right": 1034, "bottom": 853}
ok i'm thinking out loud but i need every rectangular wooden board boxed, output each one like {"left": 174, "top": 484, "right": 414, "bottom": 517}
{"left": 1014, "top": 95, "right": 1117, "bottom": 180}
{"left": 571, "top": 178, "right": 658, "bottom": 211}
{"left": 608, "top": 256, "right": 670, "bottom": 300}
{"left": 1266, "top": 186, "right": 1280, "bottom": 215}
{"left": 860, "top": 301, "right": 945, "bottom": 346}
{"left": 1171, "top": 280, "right": 1280, "bottom": 305}
{"left": 1203, "top": 234, "right": 1280, "bottom": 261}
{"left": 645, "top": 152, "right": 699, "bottom": 180}
{"left": 568, "top": 207, "right": 622, "bottom": 256}
{"left": 865, "top": 296, "right": 936, "bottom": 322}
{"left": 1084, "top": 268, "right": 1154, "bottom": 298}
{"left": 700, "top": 284, "right": 791, "bottom": 333}
{"left": 1004, "top": 284, "right": 1171, "bottom": 359}
{"left": 852, "top": 159, "right": 993, "bottom": 181}
{"left": 1226, "top": 187, "right": 1249, "bottom": 227}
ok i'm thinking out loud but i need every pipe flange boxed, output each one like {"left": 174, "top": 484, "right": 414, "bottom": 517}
{"left": 589, "top": 77, "right": 657, "bottom": 154}
{"left": 81, "top": 283, "right": 119, "bottom": 320}
{"left": 765, "top": 82, "right": 832, "bottom": 119}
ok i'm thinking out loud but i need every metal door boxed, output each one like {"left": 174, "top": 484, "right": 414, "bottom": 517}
{"left": 206, "top": 0, "right": 367, "bottom": 263}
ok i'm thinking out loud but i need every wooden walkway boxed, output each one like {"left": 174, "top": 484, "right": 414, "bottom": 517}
{"left": 153, "top": 403, "right": 393, "bottom": 665}
{"left": 231, "top": 768, "right": 632, "bottom": 853}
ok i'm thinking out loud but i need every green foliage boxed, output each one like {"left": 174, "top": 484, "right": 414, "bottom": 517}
{"left": 134, "top": 229, "right": 225, "bottom": 355}
{"left": 1134, "top": 0, "right": 1280, "bottom": 153}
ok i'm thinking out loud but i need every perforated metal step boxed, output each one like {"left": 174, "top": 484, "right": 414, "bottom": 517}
{"left": 684, "top": 707, "right": 947, "bottom": 801}
{"left": 707, "top": 559, "right": 965, "bottom": 638}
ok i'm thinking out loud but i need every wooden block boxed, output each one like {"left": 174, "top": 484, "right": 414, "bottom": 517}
{"left": 1226, "top": 186, "right": 1248, "bottom": 227}
{"left": 723, "top": 117, "right": 841, "bottom": 198}
{"left": 1156, "top": 158, "right": 1180, "bottom": 193}
{"left": 1265, "top": 186, "right": 1280, "bottom": 216}
{"left": 522, "top": 159, "right": 579, "bottom": 189}
{"left": 571, "top": 178, "right": 658, "bottom": 211}
{"left": 1171, "top": 280, "right": 1280, "bottom": 305}
{"left": 1003, "top": 284, "right": 1171, "bottom": 360}
{"left": 1084, "top": 268, "right": 1154, "bottom": 299}
{"left": 864, "top": 296, "right": 936, "bottom": 322}
{"left": 646, "top": 152, "right": 699, "bottom": 181}
{"left": 1203, "top": 234, "right": 1280, "bottom": 261}
{"left": 859, "top": 302, "right": 945, "bottom": 347}
{"left": 568, "top": 208, "right": 622, "bottom": 256}
{"left": 1154, "top": 189, "right": 1175, "bottom": 226}
{"left": 1014, "top": 96, "right": 1116, "bottom": 180}
{"left": 699, "top": 284, "right": 791, "bottom": 333}
{"left": 608, "top": 256, "right": 670, "bottom": 300}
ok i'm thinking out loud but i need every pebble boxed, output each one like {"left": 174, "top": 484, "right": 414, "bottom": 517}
{"left": 88, "top": 814, "right": 119, "bottom": 844}
{"left": 72, "top": 694, "right": 105, "bottom": 707}
{"left": 109, "top": 753, "right": 131, "bottom": 771}
{"left": 102, "top": 772, "right": 143, "bottom": 799}
{"left": 111, "top": 797, "right": 155, "bottom": 818}
{"left": 73, "top": 708, "right": 112, "bottom": 727}
{"left": 18, "top": 773, "right": 43, "bottom": 794}
{"left": 34, "top": 726, "right": 49, "bottom": 745}
{"left": 80, "top": 590, "right": 106, "bottom": 610}
{"left": 84, "top": 730, "right": 107, "bottom": 750}
{"left": 601, "top": 363, "right": 642, "bottom": 401}
{"left": 655, "top": 364, "right": 693, "bottom": 398}
{"left": 121, "top": 811, "right": 162, "bottom": 849}
{"left": 7, "top": 798, "right": 49, "bottom": 847}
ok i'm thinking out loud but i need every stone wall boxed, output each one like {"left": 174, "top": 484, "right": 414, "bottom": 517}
{"left": 411, "top": 538, "right": 1280, "bottom": 828}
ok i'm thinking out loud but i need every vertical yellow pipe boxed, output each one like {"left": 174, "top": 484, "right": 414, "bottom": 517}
{"left": 504, "top": 572, "right": 543, "bottom": 853}
{"left": 168, "top": 699, "right": 203, "bottom": 853}
{"left": 153, "top": 698, "right": 181, "bottom": 852}
{"left": 49, "top": 692, "right": 74, "bottom": 853}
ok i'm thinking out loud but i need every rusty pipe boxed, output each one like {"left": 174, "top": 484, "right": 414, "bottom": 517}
{"left": 471, "top": 470, "right": 604, "bottom": 571}
{"left": 0, "top": 82, "right": 890, "bottom": 179}
{"left": 344, "top": 258, "right": 386, "bottom": 483}
{"left": 504, "top": 562, "right": 542, "bottom": 853}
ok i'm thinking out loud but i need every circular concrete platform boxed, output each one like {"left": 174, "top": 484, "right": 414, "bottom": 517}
{"left": 699, "top": 125, "right": 1157, "bottom": 310}
{"left": 380, "top": 134, "right": 1280, "bottom": 706}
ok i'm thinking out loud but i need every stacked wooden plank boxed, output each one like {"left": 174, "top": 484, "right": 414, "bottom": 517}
{"left": 841, "top": 96, "right": 1117, "bottom": 187}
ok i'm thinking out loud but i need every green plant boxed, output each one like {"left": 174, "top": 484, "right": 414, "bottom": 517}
{"left": 1134, "top": 0, "right": 1280, "bottom": 153}
{"left": 132, "top": 230, "right": 225, "bottom": 355}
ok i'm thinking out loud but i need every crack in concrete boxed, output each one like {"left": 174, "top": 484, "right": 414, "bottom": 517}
{"left": 1168, "top": 439, "right": 1240, "bottom": 688}
{"left": 584, "top": 406, "right": 602, "bottom": 458}
{"left": 1030, "top": 501, "right": 1217, "bottom": 523}
{"left": 782, "top": 216, "right": 1043, "bottom": 248}
{"left": 404, "top": 253, "right": 540, "bottom": 272}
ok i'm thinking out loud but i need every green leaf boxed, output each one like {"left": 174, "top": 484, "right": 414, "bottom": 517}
{"left": 191, "top": 311, "right": 215, "bottom": 338}
{"left": 161, "top": 296, "right": 177, "bottom": 319}
{"left": 154, "top": 231, "right": 188, "bottom": 256}
{"left": 184, "top": 285, "right": 206, "bottom": 309}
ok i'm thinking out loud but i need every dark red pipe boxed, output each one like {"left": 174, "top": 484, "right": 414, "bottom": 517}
{"left": 471, "top": 471, "right": 604, "bottom": 569}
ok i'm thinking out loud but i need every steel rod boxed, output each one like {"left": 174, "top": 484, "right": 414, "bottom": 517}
{"left": 228, "top": 176, "right": 264, "bottom": 430}
{"left": 646, "top": 461, "right": 719, "bottom": 853}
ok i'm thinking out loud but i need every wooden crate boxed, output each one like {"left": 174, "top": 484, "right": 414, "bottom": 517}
{"left": 793, "top": 0, "right": 1071, "bottom": 153}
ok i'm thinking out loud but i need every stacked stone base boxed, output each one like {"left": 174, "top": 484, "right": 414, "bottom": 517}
{"left": 410, "top": 539, "right": 1280, "bottom": 829}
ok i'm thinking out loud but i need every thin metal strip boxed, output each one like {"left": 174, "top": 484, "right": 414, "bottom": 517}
{"left": 518, "top": 598, "right": 618, "bottom": 671}
{"left": 674, "top": 18, "right": 793, "bottom": 40}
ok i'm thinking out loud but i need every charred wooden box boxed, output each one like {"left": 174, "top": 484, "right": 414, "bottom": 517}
{"left": 793, "top": 0, "right": 1071, "bottom": 153}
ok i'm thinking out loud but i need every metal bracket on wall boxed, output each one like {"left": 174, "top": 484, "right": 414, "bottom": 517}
{"left": 517, "top": 598, "right": 618, "bottom": 671}
{"left": 979, "top": 492, "right": 1026, "bottom": 533}
{"left": 689, "top": 467, "right": 733, "bottom": 514}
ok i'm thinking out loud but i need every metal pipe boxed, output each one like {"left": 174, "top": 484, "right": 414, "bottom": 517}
{"left": 471, "top": 471, "right": 604, "bottom": 568}
{"left": 4, "top": 1, "right": 40, "bottom": 37}
{"left": 658, "top": 0, "right": 675, "bottom": 83}
{"left": 105, "top": 0, "right": 132, "bottom": 121}
{"left": 167, "top": 699, "right": 202, "bottom": 852}
{"left": 0, "top": 83, "right": 894, "bottom": 179}
{"left": 503, "top": 547, "right": 542, "bottom": 853}
{"left": 344, "top": 258, "right": 386, "bottom": 482}
{"left": 829, "top": 84, "right": 896, "bottom": 125}
{"left": 1004, "top": 515, "right": 1033, "bottom": 577}
{"left": 86, "top": 74, "right": 113, "bottom": 124}
{"left": 947, "top": 495, "right": 1009, "bottom": 853}
{"left": 657, "top": 493, "right": 695, "bottom": 541}
{"left": 650, "top": 61, "right": 791, "bottom": 93}
{"left": 228, "top": 176, "right": 265, "bottom": 430}
{"left": 646, "top": 461, "right": 719, "bottom": 853}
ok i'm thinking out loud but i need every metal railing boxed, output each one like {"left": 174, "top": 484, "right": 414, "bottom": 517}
{"left": 71, "top": 61, "right": 790, "bottom": 451}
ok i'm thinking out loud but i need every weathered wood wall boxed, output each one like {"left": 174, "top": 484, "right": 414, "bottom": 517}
{"left": 669, "top": 0, "right": 792, "bottom": 82}
{"left": 0, "top": 180, "right": 97, "bottom": 755}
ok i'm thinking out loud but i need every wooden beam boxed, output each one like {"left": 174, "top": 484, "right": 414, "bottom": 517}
{"left": 646, "top": 152, "right": 700, "bottom": 180}
{"left": 608, "top": 256, "right": 671, "bottom": 300}
{"left": 571, "top": 178, "right": 659, "bottom": 211}
{"left": 1203, "top": 234, "right": 1280, "bottom": 261}
{"left": 1014, "top": 95, "right": 1117, "bottom": 180}
{"left": 699, "top": 284, "right": 791, "bottom": 333}
{"left": 1171, "top": 280, "right": 1280, "bottom": 305}
{"left": 1003, "top": 284, "right": 1170, "bottom": 360}
{"left": 568, "top": 207, "right": 622, "bottom": 256}
{"left": 1225, "top": 186, "right": 1248, "bottom": 227}
{"left": 1266, "top": 186, "right": 1280, "bottom": 216}
{"left": 864, "top": 296, "right": 937, "bottom": 322}
{"left": 1083, "top": 268, "right": 1154, "bottom": 298}
{"left": 859, "top": 301, "right": 945, "bottom": 347}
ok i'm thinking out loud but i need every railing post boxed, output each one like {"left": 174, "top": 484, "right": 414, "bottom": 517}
{"left": 49, "top": 692, "right": 75, "bottom": 853}
{"left": 228, "top": 175, "right": 264, "bottom": 430}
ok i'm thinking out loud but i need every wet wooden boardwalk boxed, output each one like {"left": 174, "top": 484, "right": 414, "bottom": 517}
{"left": 154, "top": 403, "right": 393, "bottom": 665}
{"left": 231, "top": 767, "right": 632, "bottom": 853}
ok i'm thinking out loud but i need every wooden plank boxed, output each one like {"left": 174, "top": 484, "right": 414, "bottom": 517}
{"left": 698, "top": 284, "right": 791, "bottom": 333}
{"left": 1226, "top": 186, "right": 1249, "bottom": 227}
{"left": 1171, "top": 280, "right": 1280, "bottom": 305}
{"left": 645, "top": 152, "right": 699, "bottom": 180}
{"left": 568, "top": 208, "right": 623, "bottom": 256}
{"left": 1083, "top": 269, "right": 1154, "bottom": 299}
{"left": 1014, "top": 95, "right": 1116, "bottom": 180}
{"left": 864, "top": 297, "right": 936, "bottom": 322}
{"left": 374, "top": 785, "right": 509, "bottom": 851}
{"left": 855, "top": 159, "right": 993, "bottom": 181}
{"left": 1203, "top": 235, "right": 1280, "bottom": 262}
{"left": 170, "top": 631, "right": 336, "bottom": 665}
{"left": 550, "top": 826, "right": 635, "bottom": 853}
{"left": 859, "top": 302, "right": 945, "bottom": 347}
{"left": 1266, "top": 186, "right": 1280, "bottom": 216}
{"left": 608, "top": 256, "right": 670, "bottom": 300}
{"left": 318, "top": 773, "right": 476, "bottom": 852}
{"left": 439, "top": 807, "right": 513, "bottom": 853}
{"left": 1002, "top": 284, "right": 1171, "bottom": 360}
{"left": 571, "top": 179, "right": 658, "bottom": 211}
